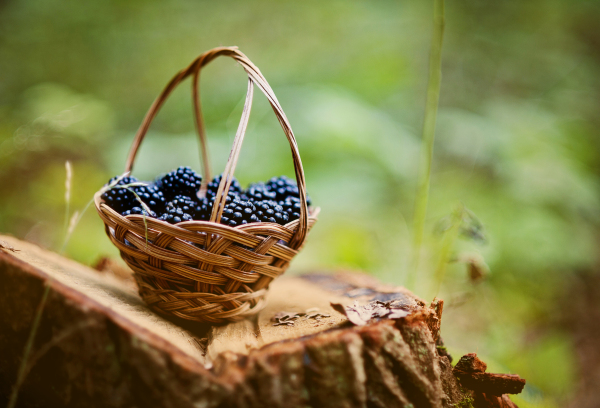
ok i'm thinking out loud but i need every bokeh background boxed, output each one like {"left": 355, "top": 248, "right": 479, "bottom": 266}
{"left": 1, "top": 1, "right": 599, "bottom": 406}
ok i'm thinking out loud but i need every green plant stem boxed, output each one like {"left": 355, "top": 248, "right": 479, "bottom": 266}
{"left": 431, "top": 204, "right": 463, "bottom": 297}
{"left": 408, "top": 0, "right": 445, "bottom": 289}
{"left": 8, "top": 285, "right": 50, "bottom": 408}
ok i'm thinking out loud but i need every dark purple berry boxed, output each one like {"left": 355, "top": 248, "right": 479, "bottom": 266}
{"left": 156, "top": 166, "right": 202, "bottom": 199}
{"left": 244, "top": 182, "right": 276, "bottom": 202}
{"left": 206, "top": 174, "right": 242, "bottom": 200}
{"left": 130, "top": 206, "right": 156, "bottom": 217}
{"left": 263, "top": 176, "right": 312, "bottom": 206}
{"left": 101, "top": 175, "right": 139, "bottom": 213}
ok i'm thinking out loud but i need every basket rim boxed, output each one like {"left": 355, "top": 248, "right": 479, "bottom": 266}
{"left": 93, "top": 191, "right": 320, "bottom": 232}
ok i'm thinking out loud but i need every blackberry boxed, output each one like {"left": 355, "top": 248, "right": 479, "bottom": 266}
{"left": 193, "top": 197, "right": 212, "bottom": 221}
{"left": 158, "top": 206, "right": 194, "bottom": 224}
{"left": 122, "top": 207, "right": 157, "bottom": 218}
{"left": 167, "top": 195, "right": 198, "bottom": 214}
{"left": 156, "top": 166, "right": 202, "bottom": 200}
{"left": 253, "top": 200, "right": 289, "bottom": 225}
{"left": 132, "top": 184, "right": 166, "bottom": 213}
{"left": 101, "top": 175, "right": 139, "bottom": 213}
{"left": 264, "top": 176, "right": 312, "bottom": 206}
{"left": 219, "top": 197, "right": 257, "bottom": 227}
{"left": 206, "top": 174, "right": 242, "bottom": 201}
{"left": 206, "top": 190, "right": 240, "bottom": 220}
{"left": 281, "top": 196, "right": 302, "bottom": 223}
{"left": 244, "top": 182, "right": 276, "bottom": 202}
{"left": 158, "top": 212, "right": 192, "bottom": 224}
{"left": 158, "top": 195, "right": 198, "bottom": 224}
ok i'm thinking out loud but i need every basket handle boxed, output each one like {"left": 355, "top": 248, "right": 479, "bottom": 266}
{"left": 124, "top": 46, "right": 309, "bottom": 249}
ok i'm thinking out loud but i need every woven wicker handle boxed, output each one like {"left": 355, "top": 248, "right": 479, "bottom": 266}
{"left": 124, "top": 46, "right": 309, "bottom": 249}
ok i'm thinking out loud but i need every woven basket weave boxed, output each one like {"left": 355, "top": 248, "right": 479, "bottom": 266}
{"left": 94, "top": 47, "right": 318, "bottom": 323}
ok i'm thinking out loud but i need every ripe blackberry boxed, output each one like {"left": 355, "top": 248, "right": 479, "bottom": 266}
{"left": 244, "top": 182, "right": 276, "bottom": 202}
{"left": 158, "top": 207, "right": 194, "bottom": 224}
{"left": 101, "top": 175, "right": 139, "bottom": 213}
{"left": 219, "top": 197, "right": 258, "bottom": 227}
{"left": 193, "top": 197, "right": 212, "bottom": 221}
{"left": 122, "top": 207, "right": 157, "bottom": 218}
{"left": 279, "top": 197, "right": 301, "bottom": 222}
{"left": 205, "top": 189, "right": 241, "bottom": 221}
{"left": 253, "top": 200, "right": 289, "bottom": 225}
{"left": 168, "top": 195, "right": 198, "bottom": 213}
{"left": 158, "top": 210, "right": 194, "bottom": 224}
{"left": 281, "top": 196, "right": 302, "bottom": 223}
{"left": 158, "top": 195, "right": 198, "bottom": 224}
{"left": 132, "top": 184, "right": 166, "bottom": 213}
{"left": 264, "top": 176, "right": 312, "bottom": 206}
{"left": 156, "top": 166, "right": 202, "bottom": 200}
{"left": 206, "top": 174, "right": 242, "bottom": 201}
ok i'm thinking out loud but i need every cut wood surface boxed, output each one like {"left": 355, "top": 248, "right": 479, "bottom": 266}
{"left": 0, "top": 235, "right": 522, "bottom": 408}
{"left": 205, "top": 272, "right": 423, "bottom": 361}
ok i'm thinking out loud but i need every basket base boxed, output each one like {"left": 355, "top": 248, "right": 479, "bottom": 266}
{"left": 131, "top": 269, "right": 270, "bottom": 323}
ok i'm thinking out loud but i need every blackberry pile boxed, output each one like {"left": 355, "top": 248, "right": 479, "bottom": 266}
{"left": 101, "top": 166, "right": 312, "bottom": 227}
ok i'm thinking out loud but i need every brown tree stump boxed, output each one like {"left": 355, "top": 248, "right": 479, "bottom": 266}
{"left": 0, "top": 235, "right": 522, "bottom": 407}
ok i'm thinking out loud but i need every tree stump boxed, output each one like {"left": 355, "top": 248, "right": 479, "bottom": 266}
{"left": 0, "top": 235, "right": 523, "bottom": 407}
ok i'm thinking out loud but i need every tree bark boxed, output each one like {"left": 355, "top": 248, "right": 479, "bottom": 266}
{"left": 0, "top": 235, "right": 521, "bottom": 407}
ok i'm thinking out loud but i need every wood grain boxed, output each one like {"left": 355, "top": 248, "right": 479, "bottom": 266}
{"left": 0, "top": 234, "right": 520, "bottom": 407}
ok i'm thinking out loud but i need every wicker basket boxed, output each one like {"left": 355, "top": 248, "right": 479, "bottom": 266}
{"left": 94, "top": 47, "right": 318, "bottom": 323}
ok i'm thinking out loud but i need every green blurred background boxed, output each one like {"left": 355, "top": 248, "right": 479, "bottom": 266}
{"left": 1, "top": 0, "right": 599, "bottom": 406}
